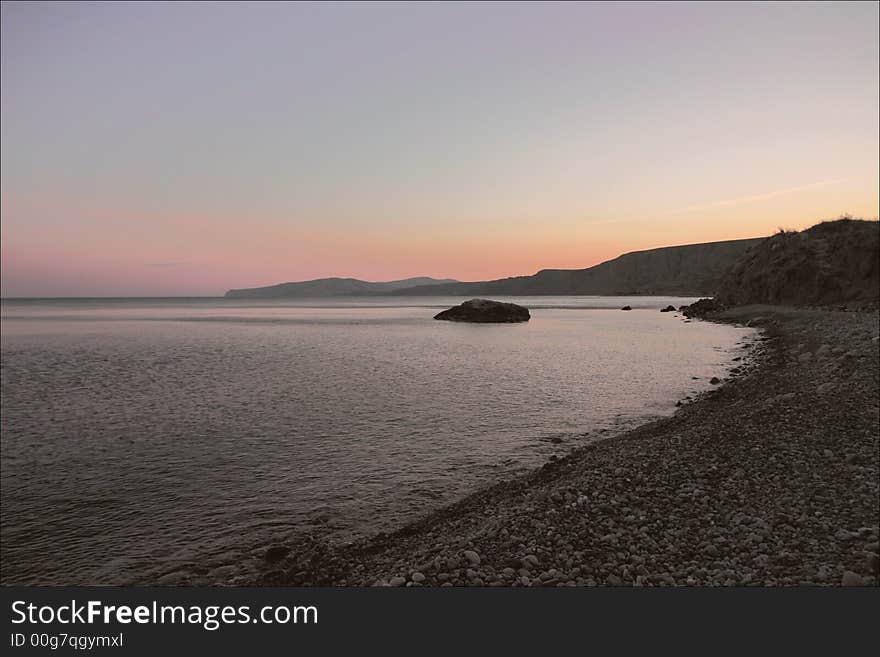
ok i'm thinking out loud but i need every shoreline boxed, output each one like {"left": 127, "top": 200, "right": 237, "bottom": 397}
{"left": 252, "top": 304, "right": 879, "bottom": 587}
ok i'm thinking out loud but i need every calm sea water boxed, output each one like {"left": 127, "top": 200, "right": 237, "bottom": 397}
{"left": 0, "top": 296, "right": 754, "bottom": 584}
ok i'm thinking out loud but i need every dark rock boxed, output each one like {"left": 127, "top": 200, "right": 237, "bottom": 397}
{"left": 621, "top": 305, "right": 632, "bottom": 311}
{"left": 841, "top": 570, "right": 866, "bottom": 586}
{"left": 605, "top": 574, "right": 624, "bottom": 586}
{"left": 710, "top": 377, "right": 721, "bottom": 385}
{"left": 434, "top": 298, "right": 530, "bottom": 323}
{"left": 463, "top": 550, "right": 481, "bottom": 566}
{"left": 660, "top": 305, "right": 676, "bottom": 312}
{"left": 682, "top": 297, "right": 726, "bottom": 318}
{"left": 265, "top": 545, "right": 290, "bottom": 564}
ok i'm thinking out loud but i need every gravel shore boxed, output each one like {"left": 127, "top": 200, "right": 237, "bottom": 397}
{"left": 259, "top": 306, "right": 879, "bottom": 587}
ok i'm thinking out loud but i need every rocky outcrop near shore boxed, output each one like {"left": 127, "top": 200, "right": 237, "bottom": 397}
{"left": 253, "top": 307, "right": 878, "bottom": 587}
{"left": 434, "top": 299, "right": 530, "bottom": 323}
{"left": 681, "top": 298, "right": 726, "bottom": 319}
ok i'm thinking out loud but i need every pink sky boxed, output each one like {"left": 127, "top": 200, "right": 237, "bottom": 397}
{"left": 2, "top": 2, "right": 878, "bottom": 296}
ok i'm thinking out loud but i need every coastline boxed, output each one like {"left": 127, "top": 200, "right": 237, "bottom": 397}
{"left": 249, "top": 304, "right": 879, "bottom": 587}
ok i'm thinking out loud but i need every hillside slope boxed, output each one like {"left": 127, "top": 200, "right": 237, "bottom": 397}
{"left": 225, "top": 276, "right": 457, "bottom": 298}
{"left": 716, "top": 218, "right": 879, "bottom": 307}
{"left": 396, "top": 238, "right": 763, "bottom": 296}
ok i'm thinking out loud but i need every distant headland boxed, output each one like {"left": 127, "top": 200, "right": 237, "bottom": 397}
{"left": 224, "top": 276, "right": 458, "bottom": 299}
{"left": 225, "top": 237, "right": 764, "bottom": 298}
{"left": 224, "top": 219, "right": 879, "bottom": 302}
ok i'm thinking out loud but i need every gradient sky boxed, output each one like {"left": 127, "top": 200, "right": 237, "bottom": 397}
{"left": 2, "top": 1, "right": 878, "bottom": 296}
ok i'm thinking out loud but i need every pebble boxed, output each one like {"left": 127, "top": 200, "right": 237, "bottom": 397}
{"left": 264, "top": 546, "right": 290, "bottom": 563}
{"left": 523, "top": 554, "right": 540, "bottom": 568}
{"left": 841, "top": 571, "right": 866, "bottom": 586}
{"left": 463, "top": 550, "right": 481, "bottom": 566}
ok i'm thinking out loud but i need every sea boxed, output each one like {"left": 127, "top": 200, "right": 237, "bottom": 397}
{"left": 0, "top": 296, "right": 755, "bottom": 584}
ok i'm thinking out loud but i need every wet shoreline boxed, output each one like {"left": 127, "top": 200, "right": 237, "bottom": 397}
{"left": 250, "top": 305, "right": 879, "bottom": 587}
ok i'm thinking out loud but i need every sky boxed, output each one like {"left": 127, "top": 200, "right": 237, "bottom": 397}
{"left": 1, "top": 1, "right": 878, "bottom": 297}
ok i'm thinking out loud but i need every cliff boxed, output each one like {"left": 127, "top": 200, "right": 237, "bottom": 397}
{"left": 716, "top": 218, "right": 879, "bottom": 307}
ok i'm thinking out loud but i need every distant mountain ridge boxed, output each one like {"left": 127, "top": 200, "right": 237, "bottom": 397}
{"left": 224, "top": 276, "right": 458, "bottom": 298}
{"left": 394, "top": 237, "right": 764, "bottom": 297}
{"left": 224, "top": 238, "right": 766, "bottom": 298}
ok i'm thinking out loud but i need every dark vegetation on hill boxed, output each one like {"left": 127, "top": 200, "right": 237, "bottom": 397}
{"left": 716, "top": 218, "right": 879, "bottom": 308}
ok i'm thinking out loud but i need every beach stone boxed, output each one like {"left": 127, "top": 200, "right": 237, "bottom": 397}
{"left": 463, "top": 550, "right": 481, "bottom": 566}
{"left": 710, "top": 377, "right": 721, "bottom": 385}
{"left": 389, "top": 576, "right": 407, "bottom": 587}
{"left": 523, "top": 554, "right": 540, "bottom": 568}
{"left": 264, "top": 546, "right": 290, "bottom": 564}
{"left": 411, "top": 572, "right": 425, "bottom": 583}
{"left": 621, "top": 305, "right": 632, "bottom": 311}
{"left": 155, "top": 571, "right": 189, "bottom": 586}
{"left": 841, "top": 571, "right": 866, "bottom": 586}
{"left": 605, "top": 574, "right": 624, "bottom": 586}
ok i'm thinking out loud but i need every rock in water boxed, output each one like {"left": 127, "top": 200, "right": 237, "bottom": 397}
{"left": 621, "top": 305, "right": 632, "bottom": 311}
{"left": 660, "top": 305, "right": 676, "bottom": 312}
{"left": 434, "top": 299, "right": 530, "bottom": 323}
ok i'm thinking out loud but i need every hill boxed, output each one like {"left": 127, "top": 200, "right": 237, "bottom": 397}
{"left": 716, "top": 218, "right": 879, "bottom": 307}
{"left": 395, "top": 238, "right": 764, "bottom": 296}
{"left": 224, "top": 276, "right": 458, "bottom": 299}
